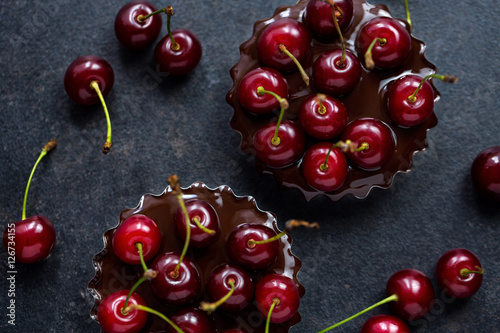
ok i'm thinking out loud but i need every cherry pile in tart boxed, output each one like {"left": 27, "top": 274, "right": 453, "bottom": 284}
{"left": 227, "top": 0, "right": 441, "bottom": 201}
{"left": 88, "top": 181, "right": 304, "bottom": 332}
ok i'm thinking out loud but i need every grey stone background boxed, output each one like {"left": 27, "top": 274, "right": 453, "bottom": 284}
{"left": 0, "top": 0, "right": 499, "bottom": 332}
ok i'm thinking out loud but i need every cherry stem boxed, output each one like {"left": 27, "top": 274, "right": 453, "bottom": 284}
{"left": 316, "top": 94, "right": 327, "bottom": 115}
{"left": 200, "top": 279, "right": 236, "bottom": 314}
{"left": 21, "top": 139, "right": 57, "bottom": 220}
{"left": 135, "top": 242, "right": 148, "bottom": 273}
{"left": 317, "top": 294, "right": 399, "bottom": 332}
{"left": 166, "top": 6, "right": 180, "bottom": 51}
{"left": 278, "top": 44, "right": 310, "bottom": 86}
{"left": 136, "top": 7, "right": 167, "bottom": 23}
{"left": 327, "top": 0, "right": 346, "bottom": 64}
{"left": 408, "top": 74, "right": 458, "bottom": 103}
{"left": 168, "top": 175, "right": 190, "bottom": 278}
{"left": 404, "top": 0, "right": 412, "bottom": 29}
{"left": 126, "top": 304, "right": 186, "bottom": 333}
{"left": 248, "top": 220, "right": 319, "bottom": 248}
{"left": 89, "top": 81, "right": 112, "bottom": 154}
{"left": 320, "top": 140, "right": 369, "bottom": 172}
{"left": 121, "top": 276, "right": 147, "bottom": 313}
{"left": 265, "top": 298, "right": 280, "bottom": 333}
{"left": 256, "top": 86, "right": 289, "bottom": 147}
{"left": 364, "top": 37, "right": 386, "bottom": 70}
{"left": 192, "top": 216, "right": 216, "bottom": 235}
{"left": 460, "top": 267, "right": 485, "bottom": 278}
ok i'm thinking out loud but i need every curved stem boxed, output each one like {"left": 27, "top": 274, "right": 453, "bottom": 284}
{"left": 192, "top": 216, "right": 216, "bottom": 235}
{"left": 316, "top": 94, "right": 327, "bottom": 115}
{"left": 166, "top": 6, "right": 180, "bottom": 51}
{"left": 265, "top": 298, "right": 280, "bottom": 333}
{"left": 408, "top": 74, "right": 458, "bottom": 103}
{"left": 320, "top": 140, "right": 369, "bottom": 171}
{"left": 127, "top": 304, "right": 186, "bottom": 333}
{"left": 460, "top": 267, "right": 485, "bottom": 278}
{"left": 22, "top": 140, "right": 57, "bottom": 220}
{"left": 135, "top": 242, "right": 148, "bottom": 273}
{"left": 317, "top": 294, "right": 399, "bottom": 333}
{"left": 89, "top": 81, "right": 112, "bottom": 154}
{"left": 168, "top": 175, "right": 190, "bottom": 277}
{"left": 329, "top": 0, "right": 346, "bottom": 63}
{"left": 136, "top": 7, "right": 167, "bottom": 23}
{"left": 364, "top": 37, "right": 386, "bottom": 70}
{"left": 248, "top": 231, "right": 287, "bottom": 247}
{"left": 200, "top": 280, "right": 235, "bottom": 314}
{"left": 256, "top": 86, "right": 289, "bottom": 147}
{"left": 278, "top": 44, "right": 309, "bottom": 86}
{"left": 404, "top": 0, "right": 412, "bottom": 29}
{"left": 122, "top": 276, "right": 147, "bottom": 312}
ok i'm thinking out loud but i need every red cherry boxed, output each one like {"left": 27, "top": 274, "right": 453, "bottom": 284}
{"left": 255, "top": 273, "right": 300, "bottom": 324}
{"left": 386, "top": 269, "right": 435, "bottom": 321}
{"left": 436, "top": 248, "right": 484, "bottom": 299}
{"left": 112, "top": 214, "right": 162, "bottom": 265}
{"left": 114, "top": 1, "right": 162, "bottom": 50}
{"left": 471, "top": 146, "right": 500, "bottom": 202}
{"left": 341, "top": 118, "right": 395, "bottom": 170}
{"left": 174, "top": 199, "right": 220, "bottom": 249}
{"left": 97, "top": 290, "right": 148, "bottom": 333}
{"left": 312, "top": 49, "right": 361, "bottom": 96}
{"left": 360, "top": 314, "right": 410, "bottom": 333}
{"left": 298, "top": 93, "right": 348, "bottom": 139}
{"left": 304, "top": 0, "right": 354, "bottom": 39}
{"left": 166, "top": 307, "right": 216, "bottom": 333}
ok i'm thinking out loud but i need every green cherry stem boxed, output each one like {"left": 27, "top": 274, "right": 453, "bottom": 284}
{"left": 200, "top": 279, "right": 236, "bottom": 314}
{"left": 192, "top": 216, "right": 216, "bottom": 235}
{"left": 265, "top": 298, "right": 280, "bottom": 333}
{"left": 22, "top": 139, "right": 57, "bottom": 220}
{"left": 327, "top": 0, "right": 346, "bottom": 64}
{"left": 136, "top": 242, "right": 148, "bottom": 273}
{"left": 89, "top": 80, "right": 112, "bottom": 154}
{"left": 278, "top": 44, "right": 310, "bottom": 86}
{"left": 320, "top": 140, "right": 369, "bottom": 172}
{"left": 404, "top": 0, "right": 412, "bottom": 28}
{"left": 460, "top": 267, "right": 485, "bottom": 278}
{"left": 165, "top": 6, "right": 180, "bottom": 51}
{"left": 248, "top": 220, "right": 319, "bottom": 248}
{"left": 317, "top": 294, "right": 399, "bottom": 332}
{"left": 136, "top": 6, "right": 167, "bottom": 23}
{"left": 364, "top": 37, "right": 387, "bottom": 70}
{"left": 168, "top": 175, "right": 190, "bottom": 278}
{"left": 316, "top": 94, "right": 327, "bottom": 115}
{"left": 126, "top": 304, "right": 186, "bottom": 333}
{"left": 408, "top": 74, "right": 458, "bottom": 103}
{"left": 256, "top": 86, "right": 289, "bottom": 147}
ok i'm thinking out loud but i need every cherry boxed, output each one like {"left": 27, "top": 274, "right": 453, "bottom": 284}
{"left": 436, "top": 248, "right": 484, "bottom": 299}
{"left": 97, "top": 290, "right": 148, "bottom": 333}
{"left": 298, "top": 93, "right": 348, "bottom": 139}
{"left": 2, "top": 140, "right": 57, "bottom": 264}
{"left": 166, "top": 307, "right": 216, "bottom": 333}
{"left": 357, "top": 17, "right": 411, "bottom": 70}
{"left": 154, "top": 6, "right": 202, "bottom": 76}
{"left": 341, "top": 118, "right": 395, "bottom": 170}
{"left": 255, "top": 273, "right": 300, "bottom": 324}
{"left": 312, "top": 49, "right": 361, "bottom": 96}
{"left": 471, "top": 146, "right": 500, "bottom": 202}
{"left": 112, "top": 214, "right": 162, "bottom": 265}
{"left": 174, "top": 199, "right": 220, "bottom": 249}
{"left": 64, "top": 55, "right": 114, "bottom": 153}
{"left": 360, "top": 314, "right": 410, "bottom": 333}
{"left": 238, "top": 67, "right": 289, "bottom": 115}
{"left": 114, "top": 1, "right": 163, "bottom": 50}
{"left": 304, "top": 0, "right": 354, "bottom": 39}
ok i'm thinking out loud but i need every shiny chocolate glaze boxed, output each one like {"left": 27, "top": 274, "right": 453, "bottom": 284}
{"left": 89, "top": 182, "right": 304, "bottom": 332}
{"left": 227, "top": 0, "right": 439, "bottom": 201}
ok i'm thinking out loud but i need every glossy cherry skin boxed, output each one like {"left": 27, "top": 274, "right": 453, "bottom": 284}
{"left": 166, "top": 307, "right": 216, "bottom": 333}
{"left": 227, "top": 223, "right": 279, "bottom": 270}
{"left": 3, "top": 215, "right": 56, "bottom": 264}
{"left": 301, "top": 142, "right": 349, "bottom": 192}
{"left": 298, "top": 93, "right": 348, "bottom": 139}
{"left": 257, "top": 18, "right": 312, "bottom": 72}
{"left": 312, "top": 49, "right": 361, "bottom": 96}
{"left": 114, "top": 1, "right": 162, "bottom": 50}
{"left": 387, "top": 75, "right": 435, "bottom": 127}
{"left": 254, "top": 120, "right": 306, "bottom": 168}
{"left": 360, "top": 314, "right": 410, "bottom": 333}
{"left": 238, "top": 67, "right": 289, "bottom": 115}
{"left": 174, "top": 199, "right": 220, "bottom": 249}
{"left": 112, "top": 214, "right": 161, "bottom": 265}
{"left": 304, "top": 0, "right": 354, "bottom": 38}
{"left": 149, "top": 252, "right": 202, "bottom": 306}
{"left": 436, "top": 248, "right": 483, "bottom": 298}
{"left": 357, "top": 17, "right": 411, "bottom": 69}
{"left": 471, "top": 146, "right": 500, "bottom": 202}
{"left": 255, "top": 274, "right": 300, "bottom": 324}
{"left": 154, "top": 29, "right": 202, "bottom": 76}
{"left": 97, "top": 290, "right": 148, "bottom": 333}
{"left": 386, "top": 269, "right": 435, "bottom": 321}
{"left": 64, "top": 55, "right": 114, "bottom": 106}
{"left": 341, "top": 118, "right": 395, "bottom": 170}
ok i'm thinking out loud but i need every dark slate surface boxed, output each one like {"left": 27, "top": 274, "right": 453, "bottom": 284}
{"left": 0, "top": 0, "right": 499, "bottom": 332}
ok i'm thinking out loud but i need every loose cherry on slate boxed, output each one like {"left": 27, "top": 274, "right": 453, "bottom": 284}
{"left": 471, "top": 146, "right": 500, "bottom": 202}
{"left": 64, "top": 55, "right": 115, "bottom": 154}
{"left": 436, "top": 248, "right": 484, "bottom": 299}
{"left": 360, "top": 314, "right": 410, "bottom": 333}
{"left": 3, "top": 140, "right": 57, "bottom": 264}
{"left": 304, "top": 0, "right": 354, "bottom": 39}
{"left": 114, "top": 1, "right": 164, "bottom": 49}
{"left": 154, "top": 6, "right": 202, "bottom": 76}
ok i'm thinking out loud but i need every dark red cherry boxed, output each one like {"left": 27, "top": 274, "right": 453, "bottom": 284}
{"left": 254, "top": 120, "right": 306, "bottom": 168}
{"left": 149, "top": 251, "right": 202, "bottom": 306}
{"left": 64, "top": 55, "right": 114, "bottom": 106}
{"left": 312, "top": 49, "right": 361, "bottom": 96}
{"left": 257, "top": 18, "right": 311, "bottom": 72}
{"left": 238, "top": 67, "right": 289, "bottom": 115}
{"left": 114, "top": 1, "right": 162, "bottom": 50}
{"left": 386, "top": 269, "right": 435, "bottom": 321}
{"left": 304, "top": 0, "right": 354, "bottom": 38}
{"left": 227, "top": 223, "right": 279, "bottom": 270}
{"left": 112, "top": 214, "right": 162, "bottom": 265}
{"left": 357, "top": 17, "right": 411, "bottom": 69}
{"left": 166, "top": 307, "right": 215, "bottom": 333}
{"left": 341, "top": 118, "right": 395, "bottom": 170}
{"left": 301, "top": 142, "right": 349, "bottom": 192}
{"left": 255, "top": 273, "right": 300, "bottom": 324}
{"left": 360, "top": 314, "right": 410, "bottom": 333}
{"left": 387, "top": 75, "right": 434, "bottom": 127}
{"left": 97, "top": 290, "right": 148, "bottom": 333}
{"left": 205, "top": 263, "right": 255, "bottom": 312}
{"left": 471, "top": 146, "right": 500, "bottom": 202}
{"left": 174, "top": 199, "right": 220, "bottom": 249}
{"left": 436, "top": 248, "right": 484, "bottom": 299}
{"left": 3, "top": 215, "right": 56, "bottom": 264}
{"left": 298, "top": 93, "right": 348, "bottom": 139}
{"left": 154, "top": 29, "right": 202, "bottom": 76}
